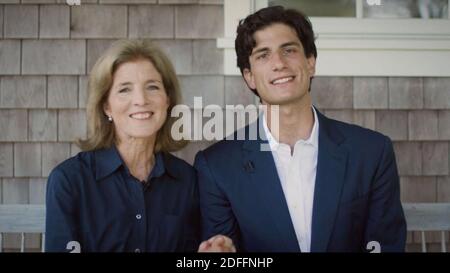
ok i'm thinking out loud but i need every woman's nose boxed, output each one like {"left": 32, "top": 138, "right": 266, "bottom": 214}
{"left": 132, "top": 88, "right": 148, "bottom": 106}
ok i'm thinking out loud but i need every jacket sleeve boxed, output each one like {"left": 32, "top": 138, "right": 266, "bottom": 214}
{"left": 194, "top": 150, "right": 241, "bottom": 250}
{"left": 364, "top": 136, "right": 407, "bottom": 252}
{"left": 45, "top": 167, "right": 80, "bottom": 252}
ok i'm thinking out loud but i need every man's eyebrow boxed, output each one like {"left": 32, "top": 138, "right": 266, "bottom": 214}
{"left": 280, "top": 41, "right": 302, "bottom": 48}
{"left": 251, "top": 41, "right": 301, "bottom": 56}
{"left": 251, "top": 47, "right": 270, "bottom": 56}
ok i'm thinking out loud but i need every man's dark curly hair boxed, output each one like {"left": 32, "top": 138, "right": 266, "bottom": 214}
{"left": 235, "top": 6, "right": 317, "bottom": 93}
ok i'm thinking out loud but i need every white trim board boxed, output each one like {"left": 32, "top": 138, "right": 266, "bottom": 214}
{"left": 219, "top": 1, "right": 450, "bottom": 77}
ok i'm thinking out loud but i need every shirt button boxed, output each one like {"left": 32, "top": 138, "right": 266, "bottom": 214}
{"left": 135, "top": 248, "right": 141, "bottom": 253}
{"left": 136, "top": 214, "right": 142, "bottom": 220}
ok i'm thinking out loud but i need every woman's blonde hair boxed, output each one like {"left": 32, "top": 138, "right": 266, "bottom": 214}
{"left": 77, "top": 39, "right": 188, "bottom": 152}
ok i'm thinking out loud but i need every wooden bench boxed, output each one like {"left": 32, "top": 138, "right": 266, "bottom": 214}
{"left": 402, "top": 203, "right": 450, "bottom": 252}
{"left": 0, "top": 205, "right": 46, "bottom": 252}
{"left": 0, "top": 203, "right": 449, "bottom": 252}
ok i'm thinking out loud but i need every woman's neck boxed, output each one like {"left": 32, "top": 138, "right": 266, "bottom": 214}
{"left": 116, "top": 136, "right": 156, "bottom": 182}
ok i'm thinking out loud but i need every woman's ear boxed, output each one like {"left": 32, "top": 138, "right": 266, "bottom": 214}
{"left": 165, "top": 95, "right": 170, "bottom": 108}
{"left": 103, "top": 101, "right": 111, "bottom": 118}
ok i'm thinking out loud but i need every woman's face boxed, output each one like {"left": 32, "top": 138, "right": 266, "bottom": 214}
{"left": 104, "top": 58, "right": 169, "bottom": 142}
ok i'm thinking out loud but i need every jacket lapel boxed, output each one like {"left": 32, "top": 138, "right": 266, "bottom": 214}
{"left": 242, "top": 121, "right": 300, "bottom": 252}
{"left": 240, "top": 109, "right": 348, "bottom": 252}
{"left": 310, "top": 110, "right": 348, "bottom": 252}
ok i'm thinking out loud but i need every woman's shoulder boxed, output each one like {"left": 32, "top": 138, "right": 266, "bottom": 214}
{"left": 48, "top": 150, "right": 96, "bottom": 180}
{"left": 46, "top": 150, "right": 98, "bottom": 197}
{"left": 163, "top": 152, "right": 196, "bottom": 178}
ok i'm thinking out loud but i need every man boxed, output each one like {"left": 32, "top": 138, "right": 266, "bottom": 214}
{"left": 194, "top": 6, "right": 406, "bottom": 252}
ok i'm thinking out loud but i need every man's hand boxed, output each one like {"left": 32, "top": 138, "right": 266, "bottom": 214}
{"left": 198, "top": 235, "right": 236, "bottom": 252}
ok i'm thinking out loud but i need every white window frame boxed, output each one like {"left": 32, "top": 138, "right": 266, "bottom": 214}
{"left": 217, "top": 0, "right": 450, "bottom": 76}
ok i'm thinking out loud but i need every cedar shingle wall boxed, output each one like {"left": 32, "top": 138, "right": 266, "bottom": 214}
{"left": 0, "top": 0, "right": 448, "bottom": 252}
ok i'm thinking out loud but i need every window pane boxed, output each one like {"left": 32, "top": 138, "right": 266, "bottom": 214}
{"left": 269, "top": 0, "right": 356, "bottom": 17}
{"left": 364, "top": 0, "right": 448, "bottom": 19}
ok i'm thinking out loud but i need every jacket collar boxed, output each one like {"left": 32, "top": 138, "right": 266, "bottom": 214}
{"left": 242, "top": 106, "right": 338, "bottom": 151}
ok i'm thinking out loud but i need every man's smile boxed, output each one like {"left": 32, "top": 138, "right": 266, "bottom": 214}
{"left": 270, "top": 76, "right": 295, "bottom": 85}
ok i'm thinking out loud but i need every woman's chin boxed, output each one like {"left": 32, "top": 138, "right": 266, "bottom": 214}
{"left": 118, "top": 130, "right": 160, "bottom": 142}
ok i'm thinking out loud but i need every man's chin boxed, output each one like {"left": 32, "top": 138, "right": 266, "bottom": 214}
{"left": 263, "top": 97, "right": 297, "bottom": 106}
{"left": 263, "top": 91, "right": 310, "bottom": 107}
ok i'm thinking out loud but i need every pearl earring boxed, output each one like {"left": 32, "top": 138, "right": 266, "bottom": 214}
{"left": 108, "top": 116, "right": 113, "bottom": 122}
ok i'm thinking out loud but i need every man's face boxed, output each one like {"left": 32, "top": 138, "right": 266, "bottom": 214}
{"left": 243, "top": 23, "right": 316, "bottom": 106}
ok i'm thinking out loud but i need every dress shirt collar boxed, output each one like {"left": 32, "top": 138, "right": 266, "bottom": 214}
{"left": 94, "top": 146, "right": 172, "bottom": 181}
{"left": 262, "top": 106, "right": 319, "bottom": 151}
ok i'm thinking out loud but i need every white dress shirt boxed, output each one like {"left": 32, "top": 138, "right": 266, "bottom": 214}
{"left": 262, "top": 107, "right": 319, "bottom": 252}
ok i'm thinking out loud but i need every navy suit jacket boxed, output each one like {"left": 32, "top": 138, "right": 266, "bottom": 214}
{"left": 194, "top": 108, "right": 406, "bottom": 252}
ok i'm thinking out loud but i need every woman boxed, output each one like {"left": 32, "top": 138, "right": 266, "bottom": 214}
{"left": 45, "top": 39, "right": 232, "bottom": 252}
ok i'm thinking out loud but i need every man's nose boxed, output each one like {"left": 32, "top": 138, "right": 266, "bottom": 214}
{"left": 271, "top": 51, "right": 287, "bottom": 71}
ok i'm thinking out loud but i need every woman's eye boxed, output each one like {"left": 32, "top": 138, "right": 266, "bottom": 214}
{"left": 147, "top": 85, "right": 160, "bottom": 91}
{"left": 118, "top": 88, "right": 130, "bottom": 93}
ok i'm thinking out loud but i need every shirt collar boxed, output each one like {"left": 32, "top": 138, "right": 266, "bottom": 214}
{"left": 262, "top": 106, "right": 319, "bottom": 150}
{"left": 149, "top": 152, "right": 166, "bottom": 179}
{"left": 94, "top": 146, "right": 173, "bottom": 181}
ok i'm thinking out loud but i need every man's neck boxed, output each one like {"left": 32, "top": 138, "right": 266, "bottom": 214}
{"left": 265, "top": 97, "right": 314, "bottom": 150}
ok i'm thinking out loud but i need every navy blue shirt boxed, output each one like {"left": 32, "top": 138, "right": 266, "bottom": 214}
{"left": 45, "top": 146, "right": 200, "bottom": 252}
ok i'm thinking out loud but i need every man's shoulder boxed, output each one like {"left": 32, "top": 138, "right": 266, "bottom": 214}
{"left": 201, "top": 137, "right": 244, "bottom": 158}
{"left": 196, "top": 124, "right": 254, "bottom": 164}
{"left": 324, "top": 115, "right": 390, "bottom": 149}
{"left": 199, "top": 114, "right": 392, "bottom": 158}
{"left": 331, "top": 117, "right": 386, "bottom": 138}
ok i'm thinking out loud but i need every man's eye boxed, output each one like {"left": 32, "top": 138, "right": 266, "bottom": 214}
{"left": 284, "top": 48, "right": 296, "bottom": 54}
{"left": 256, "top": 53, "right": 268, "bottom": 60}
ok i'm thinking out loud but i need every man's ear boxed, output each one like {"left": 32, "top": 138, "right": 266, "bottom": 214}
{"left": 306, "top": 56, "right": 316, "bottom": 77}
{"left": 243, "top": 68, "right": 256, "bottom": 90}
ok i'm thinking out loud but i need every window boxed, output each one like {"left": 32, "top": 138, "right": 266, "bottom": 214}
{"left": 363, "top": 0, "right": 448, "bottom": 19}
{"left": 218, "top": 0, "right": 450, "bottom": 76}
{"left": 270, "top": 0, "right": 356, "bottom": 17}
{"left": 269, "top": 0, "right": 449, "bottom": 18}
